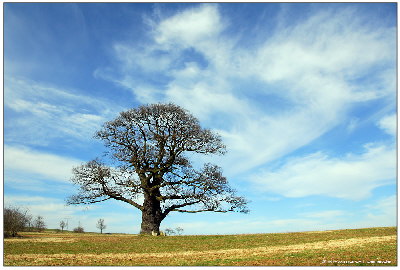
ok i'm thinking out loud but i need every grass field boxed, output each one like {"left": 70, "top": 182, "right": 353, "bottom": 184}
{"left": 4, "top": 227, "right": 396, "bottom": 266}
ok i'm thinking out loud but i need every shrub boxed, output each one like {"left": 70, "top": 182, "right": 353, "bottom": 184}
{"left": 73, "top": 226, "right": 85, "bottom": 233}
{"left": 164, "top": 228, "right": 175, "bottom": 236}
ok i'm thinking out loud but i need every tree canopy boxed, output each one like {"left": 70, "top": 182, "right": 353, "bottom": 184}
{"left": 68, "top": 103, "right": 248, "bottom": 234}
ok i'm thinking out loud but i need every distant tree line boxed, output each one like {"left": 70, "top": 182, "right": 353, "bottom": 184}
{"left": 4, "top": 205, "right": 192, "bottom": 237}
{"left": 3, "top": 206, "right": 114, "bottom": 237}
{"left": 4, "top": 205, "right": 187, "bottom": 237}
{"left": 4, "top": 206, "right": 46, "bottom": 237}
{"left": 3, "top": 205, "right": 112, "bottom": 237}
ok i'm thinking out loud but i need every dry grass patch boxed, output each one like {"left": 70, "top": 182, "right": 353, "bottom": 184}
{"left": 302, "top": 230, "right": 334, "bottom": 234}
{"left": 5, "top": 237, "right": 76, "bottom": 243}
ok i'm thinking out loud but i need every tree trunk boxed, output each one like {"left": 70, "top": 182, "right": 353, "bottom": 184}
{"left": 140, "top": 190, "right": 163, "bottom": 235}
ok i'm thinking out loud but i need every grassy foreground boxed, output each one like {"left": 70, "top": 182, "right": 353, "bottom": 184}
{"left": 4, "top": 227, "right": 396, "bottom": 266}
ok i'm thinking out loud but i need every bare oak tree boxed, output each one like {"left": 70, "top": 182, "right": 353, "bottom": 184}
{"left": 67, "top": 103, "right": 248, "bottom": 235}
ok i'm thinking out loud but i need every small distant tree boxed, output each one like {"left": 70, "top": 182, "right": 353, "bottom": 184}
{"left": 25, "top": 214, "right": 33, "bottom": 231}
{"left": 164, "top": 228, "right": 175, "bottom": 236}
{"left": 4, "top": 205, "right": 30, "bottom": 237}
{"left": 34, "top": 216, "right": 46, "bottom": 232}
{"left": 60, "top": 220, "right": 66, "bottom": 232}
{"left": 96, "top": 219, "right": 106, "bottom": 234}
{"left": 73, "top": 226, "right": 85, "bottom": 233}
{"left": 176, "top": 227, "right": 184, "bottom": 235}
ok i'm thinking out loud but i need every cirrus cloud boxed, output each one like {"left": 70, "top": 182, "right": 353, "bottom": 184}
{"left": 251, "top": 143, "right": 395, "bottom": 200}
{"left": 97, "top": 4, "right": 395, "bottom": 177}
{"left": 4, "top": 145, "right": 82, "bottom": 182}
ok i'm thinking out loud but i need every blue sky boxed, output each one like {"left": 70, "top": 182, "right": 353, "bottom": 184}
{"left": 4, "top": 3, "right": 397, "bottom": 235}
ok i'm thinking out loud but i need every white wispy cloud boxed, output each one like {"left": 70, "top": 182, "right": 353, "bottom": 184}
{"left": 4, "top": 176, "right": 60, "bottom": 193}
{"left": 97, "top": 4, "right": 395, "bottom": 177}
{"left": 154, "top": 4, "right": 223, "bottom": 48}
{"left": 363, "top": 195, "right": 396, "bottom": 227}
{"left": 250, "top": 143, "right": 395, "bottom": 200}
{"left": 253, "top": 9, "right": 395, "bottom": 83}
{"left": 4, "top": 145, "right": 82, "bottom": 182}
{"left": 5, "top": 77, "right": 123, "bottom": 146}
{"left": 378, "top": 114, "right": 396, "bottom": 137}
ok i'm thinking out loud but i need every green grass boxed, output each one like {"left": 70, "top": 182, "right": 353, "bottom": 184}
{"left": 4, "top": 227, "right": 397, "bottom": 266}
